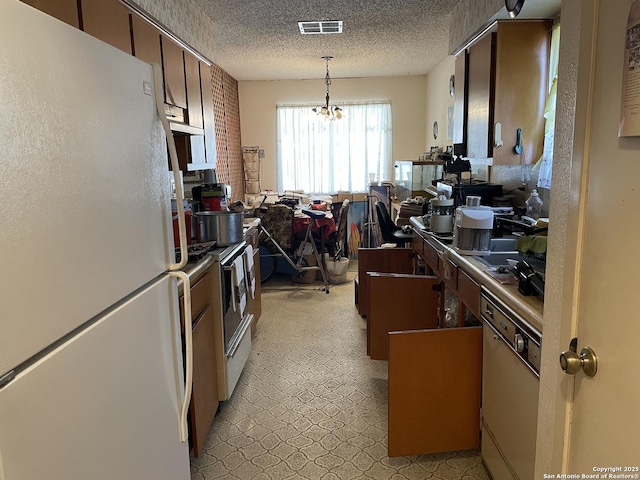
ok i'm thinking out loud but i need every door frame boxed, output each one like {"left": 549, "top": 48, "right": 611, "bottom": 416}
{"left": 535, "top": 0, "right": 599, "bottom": 473}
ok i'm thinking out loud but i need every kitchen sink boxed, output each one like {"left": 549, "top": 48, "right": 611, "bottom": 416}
{"left": 471, "top": 238, "right": 520, "bottom": 267}
{"left": 476, "top": 252, "right": 521, "bottom": 266}
{"left": 489, "top": 237, "right": 518, "bottom": 252}
{"left": 476, "top": 237, "right": 546, "bottom": 273}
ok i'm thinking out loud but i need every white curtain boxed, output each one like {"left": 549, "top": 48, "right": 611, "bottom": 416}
{"left": 534, "top": 23, "right": 561, "bottom": 189}
{"left": 277, "top": 102, "right": 392, "bottom": 193}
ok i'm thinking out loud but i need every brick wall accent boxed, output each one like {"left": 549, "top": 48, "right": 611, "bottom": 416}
{"left": 210, "top": 64, "right": 244, "bottom": 203}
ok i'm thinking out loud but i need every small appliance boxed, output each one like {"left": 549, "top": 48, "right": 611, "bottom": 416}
{"left": 429, "top": 196, "right": 455, "bottom": 234}
{"left": 452, "top": 196, "right": 494, "bottom": 255}
{"left": 199, "top": 183, "right": 231, "bottom": 211}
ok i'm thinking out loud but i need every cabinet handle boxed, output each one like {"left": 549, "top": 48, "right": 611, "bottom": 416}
{"left": 169, "top": 270, "right": 192, "bottom": 443}
{"left": 484, "top": 304, "right": 494, "bottom": 318}
{"left": 494, "top": 122, "right": 503, "bottom": 147}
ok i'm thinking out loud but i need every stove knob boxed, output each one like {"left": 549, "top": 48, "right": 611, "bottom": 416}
{"left": 513, "top": 333, "right": 525, "bottom": 353}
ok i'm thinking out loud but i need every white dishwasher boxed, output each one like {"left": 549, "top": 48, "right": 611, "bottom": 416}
{"left": 480, "top": 288, "right": 541, "bottom": 480}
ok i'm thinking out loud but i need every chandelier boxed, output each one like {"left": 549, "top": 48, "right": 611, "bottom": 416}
{"left": 312, "top": 56, "right": 342, "bottom": 120}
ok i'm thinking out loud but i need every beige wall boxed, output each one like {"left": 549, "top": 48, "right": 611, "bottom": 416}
{"left": 424, "top": 56, "right": 456, "bottom": 151}
{"left": 238, "top": 76, "right": 427, "bottom": 191}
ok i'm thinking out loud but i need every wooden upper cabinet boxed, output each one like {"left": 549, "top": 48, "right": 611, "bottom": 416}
{"left": 465, "top": 20, "right": 551, "bottom": 165}
{"left": 161, "top": 36, "right": 187, "bottom": 109}
{"left": 80, "top": 0, "right": 132, "bottom": 55}
{"left": 200, "top": 62, "right": 217, "bottom": 167}
{"left": 21, "top": 0, "right": 79, "bottom": 27}
{"left": 184, "top": 52, "right": 203, "bottom": 128}
{"left": 466, "top": 33, "right": 494, "bottom": 160}
{"left": 131, "top": 15, "right": 161, "bottom": 66}
{"left": 493, "top": 21, "right": 551, "bottom": 166}
{"left": 453, "top": 50, "right": 468, "bottom": 147}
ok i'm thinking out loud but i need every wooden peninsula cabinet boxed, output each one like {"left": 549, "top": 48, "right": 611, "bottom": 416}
{"left": 465, "top": 20, "right": 552, "bottom": 165}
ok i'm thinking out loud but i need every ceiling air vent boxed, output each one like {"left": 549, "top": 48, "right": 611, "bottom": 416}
{"left": 298, "top": 21, "right": 343, "bottom": 35}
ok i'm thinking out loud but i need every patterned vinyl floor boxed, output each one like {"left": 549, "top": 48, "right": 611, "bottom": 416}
{"left": 190, "top": 270, "right": 491, "bottom": 480}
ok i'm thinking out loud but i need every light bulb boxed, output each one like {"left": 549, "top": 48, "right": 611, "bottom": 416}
{"left": 334, "top": 107, "right": 342, "bottom": 119}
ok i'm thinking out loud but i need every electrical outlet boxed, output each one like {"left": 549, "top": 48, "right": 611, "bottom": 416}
{"left": 259, "top": 149, "right": 265, "bottom": 159}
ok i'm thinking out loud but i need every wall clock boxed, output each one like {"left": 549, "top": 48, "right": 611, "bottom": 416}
{"left": 449, "top": 74, "right": 455, "bottom": 97}
{"left": 505, "top": 0, "right": 524, "bottom": 18}
{"left": 433, "top": 121, "right": 439, "bottom": 140}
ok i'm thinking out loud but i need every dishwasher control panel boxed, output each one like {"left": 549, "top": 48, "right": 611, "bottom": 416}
{"left": 480, "top": 288, "right": 542, "bottom": 376}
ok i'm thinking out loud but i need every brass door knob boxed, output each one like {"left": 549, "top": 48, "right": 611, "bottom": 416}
{"left": 560, "top": 346, "right": 598, "bottom": 377}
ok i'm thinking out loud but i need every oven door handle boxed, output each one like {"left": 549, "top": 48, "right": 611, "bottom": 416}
{"left": 227, "top": 314, "right": 254, "bottom": 358}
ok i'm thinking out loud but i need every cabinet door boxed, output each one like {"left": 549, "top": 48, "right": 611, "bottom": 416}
{"left": 247, "top": 233, "right": 262, "bottom": 336}
{"left": 131, "top": 15, "right": 161, "bottom": 65}
{"left": 457, "top": 268, "right": 480, "bottom": 319}
{"left": 80, "top": 0, "right": 132, "bottom": 54}
{"left": 367, "top": 273, "right": 439, "bottom": 360}
{"left": 200, "top": 62, "right": 217, "bottom": 167}
{"left": 356, "top": 247, "right": 414, "bottom": 318}
{"left": 453, "top": 50, "right": 468, "bottom": 146}
{"left": 388, "top": 326, "right": 482, "bottom": 457}
{"left": 466, "top": 32, "right": 494, "bottom": 159}
{"left": 190, "top": 304, "right": 219, "bottom": 457}
{"left": 493, "top": 21, "right": 551, "bottom": 165}
{"left": 161, "top": 36, "right": 187, "bottom": 109}
{"left": 185, "top": 52, "right": 203, "bottom": 128}
{"left": 21, "top": 0, "right": 79, "bottom": 27}
{"left": 412, "top": 232, "right": 424, "bottom": 260}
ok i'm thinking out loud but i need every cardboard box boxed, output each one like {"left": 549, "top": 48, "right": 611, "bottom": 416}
{"left": 337, "top": 191, "right": 353, "bottom": 202}
{"left": 352, "top": 192, "right": 367, "bottom": 202}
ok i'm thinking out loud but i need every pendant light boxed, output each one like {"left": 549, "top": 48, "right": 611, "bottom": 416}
{"left": 312, "top": 56, "right": 342, "bottom": 120}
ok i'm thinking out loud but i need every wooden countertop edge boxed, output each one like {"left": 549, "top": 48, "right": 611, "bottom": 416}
{"left": 409, "top": 217, "right": 544, "bottom": 333}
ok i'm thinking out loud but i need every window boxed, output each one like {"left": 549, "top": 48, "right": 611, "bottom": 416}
{"left": 276, "top": 102, "right": 391, "bottom": 193}
{"left": 534, "top": 23, "right": 561, "bottom": 189}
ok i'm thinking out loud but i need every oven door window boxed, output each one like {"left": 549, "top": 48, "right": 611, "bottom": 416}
{"left": 220, "top": 246, "right": 248, "bottom": 355}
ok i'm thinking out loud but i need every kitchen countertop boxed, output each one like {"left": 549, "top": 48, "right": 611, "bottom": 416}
{"left": 409, "top": 216, "right": 544, "bottom": 333}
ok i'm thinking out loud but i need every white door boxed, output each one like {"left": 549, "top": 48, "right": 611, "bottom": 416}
{"left": 0, "top": 276, "right": 190, "bottom": 480}
{"left": 537, "top": 0, "right": 640, "bottom": 473}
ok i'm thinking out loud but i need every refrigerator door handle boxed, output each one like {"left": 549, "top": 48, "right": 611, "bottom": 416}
{"left": 168, "top": 270, "right": 192, "bottom": 443}
{"left": 151, "top": 63, "right": 188, "bottom": 271}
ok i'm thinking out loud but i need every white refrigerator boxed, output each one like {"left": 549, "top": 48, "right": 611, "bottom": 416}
{"left": 0, "top": 1, "right": 192, "bottom": 479}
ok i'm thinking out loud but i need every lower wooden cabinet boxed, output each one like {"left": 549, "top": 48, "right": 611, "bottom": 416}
{"left": 457, "top": 268, "right": 481, "bottom": 319}
{"left": 388, "top": 326, "right": 482, "bottom": 456}
{"left": 190, "top": 303, "right": 218, "bottom": 456}
{"left": 180, "top": 270, "right": 219, "bottom": 457}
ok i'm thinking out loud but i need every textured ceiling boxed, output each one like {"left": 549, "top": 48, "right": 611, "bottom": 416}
{"left": 192, "top": 0, "right": 460, "bottom": 81}
{"left": 192, "top": 0, "right": 561, "bottom": 81}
